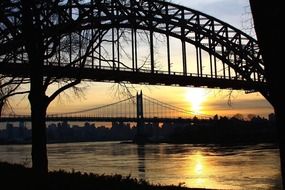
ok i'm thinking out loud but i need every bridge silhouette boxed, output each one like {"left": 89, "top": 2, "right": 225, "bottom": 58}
{"left": 0, "top": 91, "right": 210, "bottom": 123}
{"left": 0, "top": 0, "right": 267, "bottom": 93}
{"left": 2, "top": 0, "right": 282, "bottom": 182}
{"left": 0, "top": 0, "right": 269, "bottom": 146}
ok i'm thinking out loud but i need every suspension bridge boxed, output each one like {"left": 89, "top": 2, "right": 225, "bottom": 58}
{"left": 0, "top": 91, "right": 210, "bottom": 123}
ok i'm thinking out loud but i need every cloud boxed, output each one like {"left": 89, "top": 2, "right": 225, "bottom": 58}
{"left": 204, "top": 98, "right": 273, "bottom": 115}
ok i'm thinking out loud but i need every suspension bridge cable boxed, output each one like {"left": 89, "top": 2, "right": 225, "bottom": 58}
{"left": 143, "top": 94, "right": 213, "bottom": 118}
{"left": 51, "top": 95, "right": 136, "bottom": 116}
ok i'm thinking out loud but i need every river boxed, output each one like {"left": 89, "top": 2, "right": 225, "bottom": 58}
{"left": 0, "top": 142, "right": 282, "bottom": 189}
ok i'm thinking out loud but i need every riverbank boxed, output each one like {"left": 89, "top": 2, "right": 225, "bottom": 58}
{"left": 0, "top": 162, "right": 210, "bottom": 190}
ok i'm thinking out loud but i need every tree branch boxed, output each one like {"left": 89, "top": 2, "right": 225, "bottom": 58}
{"left": 48, "top": 79, "right": 81, "bottom": 104}
{"left": 0, "top": 77, "right": 15, "bottom": 88}
{"left": 0, "top": 90, "right": 29, "bottom": 102}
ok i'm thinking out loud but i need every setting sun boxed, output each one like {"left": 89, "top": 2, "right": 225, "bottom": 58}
{"left": 186, "top": 88, "right": 207, "bottom": 114}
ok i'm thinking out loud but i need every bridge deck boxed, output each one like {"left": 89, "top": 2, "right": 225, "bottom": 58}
{"left": 0, "top": 116, "right": 194, "bottom": 123}
{"left": 1, "top": 63, "right": 267, "bottom": 91}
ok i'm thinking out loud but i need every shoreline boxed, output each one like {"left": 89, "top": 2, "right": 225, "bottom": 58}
{"left": 0, "top": 162, "right": 212, "bottom": 190}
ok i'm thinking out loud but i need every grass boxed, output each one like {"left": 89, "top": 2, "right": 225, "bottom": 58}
{"left": 0, "top": 162, "right": 210, "bottom": 190}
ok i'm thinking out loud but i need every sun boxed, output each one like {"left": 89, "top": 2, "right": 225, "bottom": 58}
{"left": 186, "top": 88, "right": 207, "bottom": 114}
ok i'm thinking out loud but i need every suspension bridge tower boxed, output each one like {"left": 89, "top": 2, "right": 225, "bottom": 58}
{"left": 134, "top": 91, "right": 147, "bottom": 144}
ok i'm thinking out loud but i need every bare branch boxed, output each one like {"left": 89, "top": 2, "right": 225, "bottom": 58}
{"left": 110, "top": 82, "right": 137, "bottom": 100}
{"left": 48, "top": 79, "right": 81, "bottom": 104}
{"left": 0, "top": 76, "right": 29, "bottom": 116}
{"left": 0, "top": 90, "right": 29, "bottom": 102}
{"left": 227, "top": 90, "right": 234, "bottom": 106}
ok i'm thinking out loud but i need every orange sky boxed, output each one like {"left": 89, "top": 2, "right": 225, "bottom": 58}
{"left": 46, "top": 83, "right": 273, "bottom": 118}
{"left": 7, "top": 82, "right": 273, "bottom": 119}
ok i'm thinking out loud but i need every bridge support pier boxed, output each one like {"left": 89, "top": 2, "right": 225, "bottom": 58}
{"left": 250, "top": 1, "right": 285, "bottom": 188}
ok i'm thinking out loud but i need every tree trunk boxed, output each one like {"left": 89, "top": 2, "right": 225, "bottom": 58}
{"left": 275, "top": 106, "right": 285, "bottom": 188}
{"left": 0, "top": 100, "right": 3, "bottom": 117}
{"left": 29, "top": 89, "right": 48, "bottom": 175}
{"left": 28, "top": 39, "right": 49, "bottom": 175}
{"left": 249, "top": 0, "right": 284, "bottom": 187}
{"left": 22, "top": 0, "right": 48, "bottom": 175}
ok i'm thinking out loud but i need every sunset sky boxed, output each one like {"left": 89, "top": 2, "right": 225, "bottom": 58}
{"left": 7, "top": 0, "right": 273, "bottom": 119}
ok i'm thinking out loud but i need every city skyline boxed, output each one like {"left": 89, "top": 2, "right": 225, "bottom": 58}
{"left": 0, "top": 113, "right": 276, "bottom": 145}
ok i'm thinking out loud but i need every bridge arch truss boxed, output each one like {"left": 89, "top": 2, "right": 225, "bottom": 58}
{"left": 0, "top": 0, "right": 266, "bottom": 92}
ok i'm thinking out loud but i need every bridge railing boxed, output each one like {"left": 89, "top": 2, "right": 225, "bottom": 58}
{"left": 44, "top": 62, "right": 250, "bottom": 82}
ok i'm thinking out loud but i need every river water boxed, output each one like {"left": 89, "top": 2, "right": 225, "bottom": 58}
{"left": 0, "top": 142, "right": 282, "bottom": 189}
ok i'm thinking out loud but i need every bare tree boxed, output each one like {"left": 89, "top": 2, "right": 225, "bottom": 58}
{"left": 21, "top": 2, "right": 110, "bottom": 174}
{"left": 1, "top": 0, "right": 162, "bottom": 175}
{"left": 249, "top": 1, "right": 285, "bottom": 186}
{"left": 0, "top": 0, "right": 111, "bottom": 174}
{"left": 0, "top": 76, "right": 29, "bottom": 117}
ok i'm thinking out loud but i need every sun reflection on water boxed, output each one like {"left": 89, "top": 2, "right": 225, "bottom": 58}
{"left": 184, "top": 151, "right": 216, "bottom": 189}
{"left": 193, "top": 152, "right": 206, "bottom": 186}
{"left": 194, "top": 154, "right": 203, "bottom": 175}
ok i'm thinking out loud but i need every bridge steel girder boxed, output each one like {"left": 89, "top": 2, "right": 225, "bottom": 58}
{"left": 0, "top": 0, "right": 266, "bottom": 92}
{"left": 0, "top": 63, "right": 267, "bottom": 91}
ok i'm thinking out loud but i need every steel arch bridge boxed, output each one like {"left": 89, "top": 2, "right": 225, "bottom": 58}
{"left": 0, "top": 0, "right": 267, "bottom": 92}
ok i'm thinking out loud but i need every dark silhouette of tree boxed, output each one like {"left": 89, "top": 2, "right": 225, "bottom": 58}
{"left": 232, "top": 113, "right": 244, "bottom": 121}
{"left": 249, "top": 0, "right": 285, "bottom": 187}
{"left": 1, "top": 0, "right": 147, "bottom": 175}
{"left": 19, "top": 0, "right": 114, "bottom": 175}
